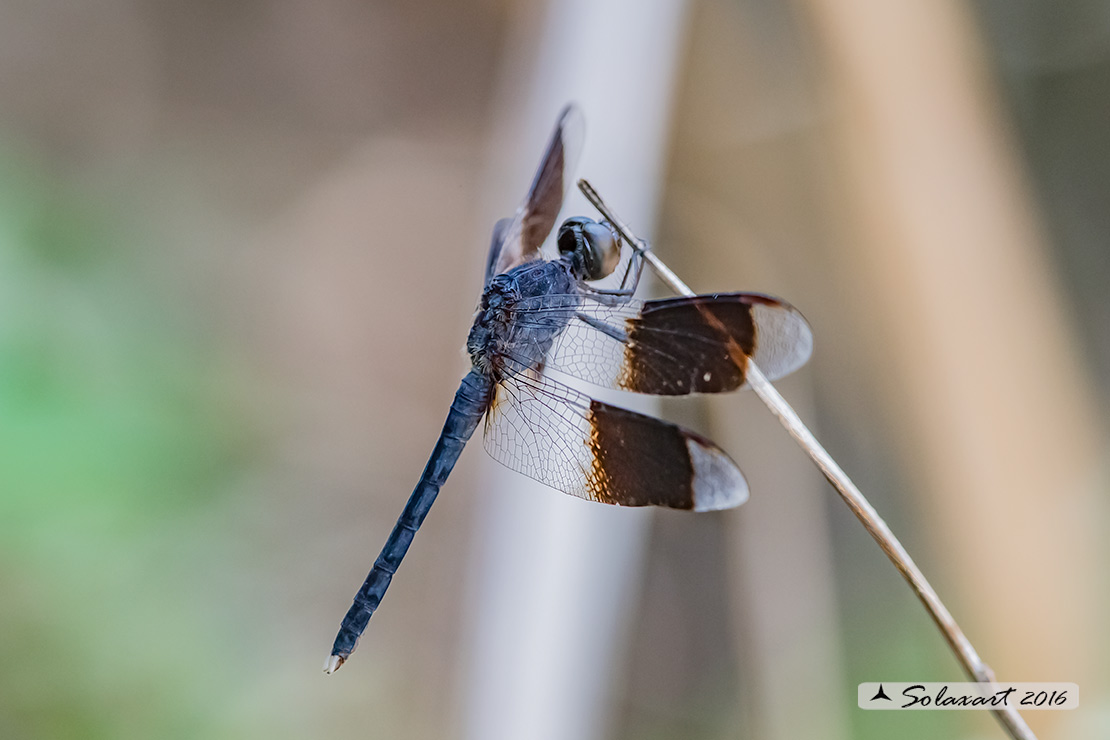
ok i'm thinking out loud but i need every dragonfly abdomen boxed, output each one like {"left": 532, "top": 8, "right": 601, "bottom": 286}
{"left": 326, "top": 369, "right": 492, "bottom": 672}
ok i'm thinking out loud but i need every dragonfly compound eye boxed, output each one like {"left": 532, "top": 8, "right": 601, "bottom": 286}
{"left": 558, "top": 217, "right": 622, "bottom": 281}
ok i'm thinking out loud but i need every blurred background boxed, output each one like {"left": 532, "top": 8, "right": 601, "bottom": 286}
{"left": 1, "top": 1, "right": 1108, "bottom": 738}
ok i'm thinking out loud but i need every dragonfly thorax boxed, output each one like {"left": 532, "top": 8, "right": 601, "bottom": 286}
{"left": 466, "top": 260, "right": 580, "bottom": 379}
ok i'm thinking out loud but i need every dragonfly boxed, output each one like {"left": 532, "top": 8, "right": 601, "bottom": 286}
{"left": 325, "top": 105, "right": 813, "bottom": 673}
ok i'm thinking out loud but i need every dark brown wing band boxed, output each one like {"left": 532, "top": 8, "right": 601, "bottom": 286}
{"left": 619, "top": 294, "right": 765, "bottom": 395}
{"left": 585, "top": 400, "right": 746, "bottom": 511}
{"left": 519, "top": 129, "right": 566, "bottom": 253}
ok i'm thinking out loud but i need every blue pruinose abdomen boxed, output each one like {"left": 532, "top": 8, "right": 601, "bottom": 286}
{"left": 326, "top": 369, "right": 492, "bottom": 671}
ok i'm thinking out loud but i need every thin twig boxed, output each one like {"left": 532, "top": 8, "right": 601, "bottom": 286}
{"left": 578, "top": 178, "right": 1037, "bottom": 740}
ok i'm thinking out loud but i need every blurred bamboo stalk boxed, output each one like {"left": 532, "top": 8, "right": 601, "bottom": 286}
{"left": 461, "top": 2, "right": 691, "bottom": 740}
{"left": 798, "top": 1, "right": 1103, "bottom": 737}
{"left": 580, "top": 179, "right": 1037, "bottom": 740}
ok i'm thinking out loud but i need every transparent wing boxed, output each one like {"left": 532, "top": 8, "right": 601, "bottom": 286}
{"left": 485, "top": 105, "right": 585, "bottom": 284}
{"left": 506, "top": 292, "right": 813, "bottom": 395}
{"left": 483, "top": 370, "right": 747, "bottom": 511}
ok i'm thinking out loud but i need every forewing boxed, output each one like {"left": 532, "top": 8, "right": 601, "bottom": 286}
{"left": 510, "top": 292, "right": 813, "bottom": 395}
{"left": 483, "top": 371, "right": 747, "bottom": 511}
{"left": 485, "top": 105, "right": 585, "bottom": 283}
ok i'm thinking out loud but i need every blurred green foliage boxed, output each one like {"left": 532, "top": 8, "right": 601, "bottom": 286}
{"left": 0, "top": 149, "right": 262, "bottom": 739}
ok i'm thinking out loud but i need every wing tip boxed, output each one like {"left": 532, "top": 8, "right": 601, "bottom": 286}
{"left": 557, "top": 101, "right": 584, "bottom": 129}
{"left": 750, "top": 300, "right": 815, "bottom": 381}
{"left": 687, "top": 438, "right": 749, "bottom": 511}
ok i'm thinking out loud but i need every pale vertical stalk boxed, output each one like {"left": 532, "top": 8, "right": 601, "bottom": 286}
{"left": 798, "top": 8, "right": 1101, "bottom": 731}
{"left": 460, "top": 2, "right": 690, "bottom": 740}
{"left": 580, "top": 179, "right": 1037, "bottom": 740}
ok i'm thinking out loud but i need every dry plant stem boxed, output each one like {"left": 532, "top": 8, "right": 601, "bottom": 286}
{"left": 578, "top": 179, "right": 1037, "bottom": 740}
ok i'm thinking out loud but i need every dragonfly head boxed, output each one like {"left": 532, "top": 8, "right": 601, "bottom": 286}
{"left": 557, "top": 217, "right": 621, "bottom": 282}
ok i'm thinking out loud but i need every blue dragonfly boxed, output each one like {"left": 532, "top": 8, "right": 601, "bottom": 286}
{"left": 325, "top": 105, "right": 813, "bottom": 673}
